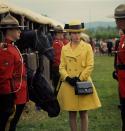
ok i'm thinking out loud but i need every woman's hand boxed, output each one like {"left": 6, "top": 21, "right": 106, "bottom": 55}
{"left": 65, "top": 76, "right": 80, "bottom": 87}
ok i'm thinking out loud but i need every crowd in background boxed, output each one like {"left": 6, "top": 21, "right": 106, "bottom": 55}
{"left": 50, "top": 29, "right": 121, "bottom": 57}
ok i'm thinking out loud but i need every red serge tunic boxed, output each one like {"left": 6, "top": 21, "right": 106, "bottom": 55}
{"left": 52, "top": 39, "right": 64, "bottom": 67}
{"left": 117, "top": 35, "right": 125, "bottom": 98}
{"left": 62, "top": 38, "right": 69, "bottom": 46}
{"left": 0, "top": 39, "right": 28, "bottom": 104}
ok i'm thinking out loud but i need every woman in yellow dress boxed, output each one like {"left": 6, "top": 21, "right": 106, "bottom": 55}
{"left": 57, "top": 20, "right": 101, "bottom": 131}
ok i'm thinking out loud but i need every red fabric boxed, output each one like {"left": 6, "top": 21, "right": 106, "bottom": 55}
{"left": 117, "top": 35, "right": 125, "bottom": 97}
{"left": 62, "top": 38, "right": 69, "bottom": 45}
{"left": 0, "top": 39, "right": 28, "bottom": 104}
{"left": 52, "top": 39, "right": 64, "bottom": 66}
{"left": 14, "top": 65, "right": 28, "bottom": 104}
{"left": 0, "top": 45, "right": 15, "bottom": 94}
{"left": 117, "top": 35, "right": 125, "bottom": 65}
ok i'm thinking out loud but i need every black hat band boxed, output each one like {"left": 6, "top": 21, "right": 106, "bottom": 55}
{"left": 69, "top": 25, "right": 82, "bottom": 29}
{"left": 115, "top": 13, "right": 125, "bottom": 17}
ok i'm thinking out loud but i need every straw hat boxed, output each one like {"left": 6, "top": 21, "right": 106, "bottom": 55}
{"left": 64, "top": 20, "right": 84, "bottom": 33}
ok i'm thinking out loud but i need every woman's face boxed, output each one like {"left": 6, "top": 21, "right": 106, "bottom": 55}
{"left": 70, "top": 32, "right": 81, "bottom": 43}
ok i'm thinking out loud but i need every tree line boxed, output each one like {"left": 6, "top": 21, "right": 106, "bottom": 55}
{"left": 86, "top": 27, "right": 119, "bottom": 40}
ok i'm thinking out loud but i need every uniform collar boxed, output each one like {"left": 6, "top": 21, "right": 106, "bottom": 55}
{"left": 120, "top": 34, "right": 125, "bottom": 42}
{"left": 54, "top": 38, "right": 62, "bottom": 41}
{"left": 5, "top": 38, "right": 14, "bottom": 45}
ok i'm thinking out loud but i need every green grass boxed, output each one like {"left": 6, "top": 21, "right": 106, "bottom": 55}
{"left": 17, "top": 56, "right": 121, "bottom": 131}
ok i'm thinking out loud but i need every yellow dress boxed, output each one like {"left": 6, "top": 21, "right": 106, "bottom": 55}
{"left": 57, "top": 41, "right": 101, "bottom": 111}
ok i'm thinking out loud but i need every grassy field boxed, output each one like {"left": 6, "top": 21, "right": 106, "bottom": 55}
{"left": 17, "top": 56, "right": 121, "bottom": 131}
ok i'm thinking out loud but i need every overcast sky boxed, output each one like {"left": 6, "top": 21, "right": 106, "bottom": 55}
{"left": 3, "top": 0, "right": 125, "bottom": 23}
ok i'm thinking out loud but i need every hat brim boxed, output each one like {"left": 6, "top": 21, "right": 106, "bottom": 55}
{"left": 107, "top": 14, "right": 125, "bottom": 19}
{"left": 49, "top": 29, "right": 66, "bottom": 33}
{"left": 0, "top": 25, "right": 27, "bottom": 29}
{"left": 65, "top": 29, "right": 85, "bottom": 33}
{"left": 115, "top": 16, "right": 125, "bottom": 19}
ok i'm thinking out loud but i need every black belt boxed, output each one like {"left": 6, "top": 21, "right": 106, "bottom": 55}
{"left": 116, "top": 64, "right": 125, "bottom": 70}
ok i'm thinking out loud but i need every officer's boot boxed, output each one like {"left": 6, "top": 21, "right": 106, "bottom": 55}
{"left": 0, "top": 111, "right": 12, "bottom": 131}
{"left": 9, "top": 104, "right": 25, "bottom": 131}
{"left": 121, "top": 106, "right": 125, "bottom": 131}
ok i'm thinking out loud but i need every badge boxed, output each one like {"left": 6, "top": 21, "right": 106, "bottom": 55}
{"left": 122, "top": 43, "right": 125, "bottom": 48}
{"left": 123, "top": 39, "right": 125, "bottom": 48}
{"left": 4, "top": 61, "right": 9, "bottom": 66}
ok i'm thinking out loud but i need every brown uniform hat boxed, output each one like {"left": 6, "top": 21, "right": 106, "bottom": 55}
{"left": 114, "top": 4, "right": 125, "bottom": 19}
{"left": 53, "top": 25, "right": 64, "bottom": 33}
{"left": 0, "top": 14, "right": 25, "bottom": 29}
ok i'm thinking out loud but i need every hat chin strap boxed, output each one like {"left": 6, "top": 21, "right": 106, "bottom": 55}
{"left": 122, "top": 30, "right": 125, "bottom": 34}
{"left": 0, "top": 31, "right": 4, "bottom": 42}
{"left": 69, "top": 25, "right": 82, "bottom": 29}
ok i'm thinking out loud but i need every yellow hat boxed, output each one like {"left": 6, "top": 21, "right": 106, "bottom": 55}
{"left": 65, "top": 20, "right": 84, "bottom": 33}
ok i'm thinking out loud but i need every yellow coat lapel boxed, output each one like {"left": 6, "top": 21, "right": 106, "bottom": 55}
{"left": 64, "top": 41, "right": 84, "bottom": 58}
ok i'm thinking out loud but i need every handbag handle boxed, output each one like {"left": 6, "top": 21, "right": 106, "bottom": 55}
{"left": 78, "top": 72, "right": 82, "bottom": 79}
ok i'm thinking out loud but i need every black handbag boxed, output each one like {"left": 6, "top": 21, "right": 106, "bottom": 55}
{"left": 75, "top": 81, "right": 93, "bottom": 95}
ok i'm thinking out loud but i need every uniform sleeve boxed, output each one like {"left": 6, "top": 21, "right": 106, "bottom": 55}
{"left": 79, "top": 45, "right": 94, "bottom": 81}
{"left": 59, "top": 47, "right": 68, "bottom": 81}
{"left": 52, "top": 42, "right": 56, "bottom": 49}
{"left": 13, "top": 47, "right": 24, "bottom": 79}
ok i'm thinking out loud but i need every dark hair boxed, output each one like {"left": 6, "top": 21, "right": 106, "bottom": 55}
{"left": 123, "top": 30, "right": 125, "bottom": 34}
{"left": 0, "top": 29, "right": 8, "bottom": 42}
{"left": 1, "top": 28, "right": 20, "bottom": 36}
{"left": 0, "top": 29, "right": 7, "bottom": 36}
